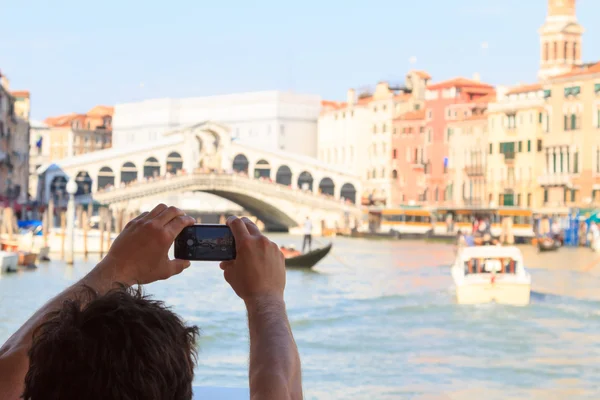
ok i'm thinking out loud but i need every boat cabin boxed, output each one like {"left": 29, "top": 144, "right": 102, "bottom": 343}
{"left": 456, "top": 246, "right": 526, "bottom": 277}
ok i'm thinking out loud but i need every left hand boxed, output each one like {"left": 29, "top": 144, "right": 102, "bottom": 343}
{"left": 98, "top": 204, "right": 196, "bottom": 285}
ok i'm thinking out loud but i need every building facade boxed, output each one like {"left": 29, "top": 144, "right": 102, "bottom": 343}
{"left": 44, "top": 105, "right": 113, "bottom": 161}
{"left": 446, "top": 94, "right": 494, "bottom": 207}
{"left": 0, "top": 74, "right": 30, "bottom": 205}
{"left": 486, "top": 85, "right": 546, "bottom": 208}
{"left": 318, "top": 71, "right": 429, "bottom": 206}
{"left": 11, "top": 90, "right": 31, "bottom": 204}
{"left": 423, "top": 77, "right": 495, "bottom": 205}
{"left": 391, "top": 110, "right": 426, "bottom": 206}
{"left": 539, "top": 62, "right": 600, "bottom": 207}
{"left": 112, "top": 91, "right": 321, "bottom": 157}
{"left": 29, "top": 120, "right": 51, "bottom": 197}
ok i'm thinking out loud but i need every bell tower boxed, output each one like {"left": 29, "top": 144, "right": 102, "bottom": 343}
{"left": 538, "top": 0, "right": 584, "bottom": 80}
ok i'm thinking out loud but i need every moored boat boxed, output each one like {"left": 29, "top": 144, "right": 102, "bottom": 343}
{"left": 0, "top": 251, "right": 19, "bottom": 274}
{"left": 284, "top": 243, "right": 332, "bottom": 269}
{"left": 18, "top": 252, "right": 38, "bottom": 267}
{"left": 537, "top": 237, "right": 561, "bottom": 252}
{"left": 451, "top": 246, "right": 531, "bottom": 306}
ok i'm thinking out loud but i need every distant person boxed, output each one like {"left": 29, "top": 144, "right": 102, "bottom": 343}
{"left": 551, "top": 218, "right": 562, "bottom": 242}
{"left": 0, "top": 205, "right": 302, "bottom": 400}
{"left": 591, "top": 221, "right": 600, "bottom": 252}
{"left": 302, "top": 217, "right": 312, "bottom": 253}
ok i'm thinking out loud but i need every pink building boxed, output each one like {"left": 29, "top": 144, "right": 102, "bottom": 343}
{"left": 423, "top": 78, "right": 495, "bottom": 204}
{"left": 391, "top": 110, "right": 426, "bottom": 205}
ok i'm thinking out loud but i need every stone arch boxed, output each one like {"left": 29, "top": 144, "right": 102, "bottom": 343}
{"left": 50, "top": 176, "right": 67, "bottom": 198}
{"left": 254, "top": 159, "right": 271, "bottom": 179}
{"left": 297, "top": 171, "right": 313, "bottom": 191}
{"left": 319, "top": 177, "right": 335, "bottom": 196}
{"left": 121, "top": 161, "right": 138, "bottom": 184}
{"left": 166, "top": 151, "right": 183, "bottom": 174}
{"left": 144, "top": 156, "right": 161, "bottom": 178}
{"left": 232, "top": 153, "right": 249, "bottom": 174}
{"left": 275, "top": 165, "right": 292, "bottom": 186}
{"left": 98, "top": 166, "right": 115, "bottom": 190}
{"left": 340, "top": 183, "right": 357, "bottom": 203}
{"left": 75, "top": 171, "right": 93, "bottom": 195}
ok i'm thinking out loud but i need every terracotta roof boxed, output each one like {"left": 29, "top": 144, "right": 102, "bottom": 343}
{"left": 412, "top": 70, "right": 431, "bottom": 80}
{"left": 396, "top": 109, "right": 426, "bottom": 121}
{"left": 321, "top": 100, "right": 346, "bottom": 110}
{"left": 44, "top": 113, "right": 84, "bottom": 128}
{"left": 552, "top": 62, "right": 600, "bottom": 79}
{"left": 427, "top": 77, "right": 494, "bottom": 91}
{"left": 505, "top": 83, "right": 542, "bottom": 96}
{"left": 86, "top": 105, "right": 114, "bottom": 117}
{"left": 11, "top": 90, "right": 30, "bottom": 98}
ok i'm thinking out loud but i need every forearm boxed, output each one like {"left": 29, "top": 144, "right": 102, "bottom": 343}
{"left": 245, "top": 295, "right": 302, "bottom": 400}
{"left": 0, "top": 256, "right": 131, "bottom": 357}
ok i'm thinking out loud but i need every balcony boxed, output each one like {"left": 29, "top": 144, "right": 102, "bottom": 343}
{"left": 537, "top": 173, "right": 572, "bottom": 186}
{"left": 464, "top": 165, "right": 485, "bottom": 177}
{"left": 502, "top": 152, "right": 515, "bottom": 164}
{"left": 411, "top": 159, "right": 425, "bottom": 169}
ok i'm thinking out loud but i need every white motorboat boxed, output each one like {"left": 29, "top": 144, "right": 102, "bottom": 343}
{"left": 451, "top": 246, "right": 531, "bottom": 306}
{"left": 0, "top": 251, "right": 19, "bottom": 274}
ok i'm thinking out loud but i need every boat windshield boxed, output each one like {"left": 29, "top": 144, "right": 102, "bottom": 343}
{"left": 464, "top": 257, "right": 517, "bottom": 275}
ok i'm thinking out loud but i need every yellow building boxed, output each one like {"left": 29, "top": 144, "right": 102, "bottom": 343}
{"left": 486, "top": 85, "right": 547, "bottom": 208}
{"left": 538, "top": 62, "right": 600, "bottom": 207}
{"left": 446, "top": 94, "right": 494, "bottom": 207}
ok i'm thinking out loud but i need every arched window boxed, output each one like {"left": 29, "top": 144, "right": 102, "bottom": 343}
{"left": 544, "top": 42, "right": 549, "bottom": 62}
{"left": 392, "top": 170, "right": 398, "bottom": 179}
{"left": 573, "top": 42, "right": 578, "bottom": 61}
{"left": 564, "top": 41, "right": 568, "bottom": 61}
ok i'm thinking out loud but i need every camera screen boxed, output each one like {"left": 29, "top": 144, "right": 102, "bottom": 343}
{"left": 174, "top": 225, "right": 236, "bottom": 261}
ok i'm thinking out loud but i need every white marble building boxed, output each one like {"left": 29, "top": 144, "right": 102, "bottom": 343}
{"left": 112, "top": 91, "right": 321, "bottom": 157}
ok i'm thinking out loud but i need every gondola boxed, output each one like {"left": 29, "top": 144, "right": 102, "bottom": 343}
{"left": 537, "top": 237, "right": 561, "bottom": 252}
{"left": 285, "top": 243, "right": 332, "bottom": 269}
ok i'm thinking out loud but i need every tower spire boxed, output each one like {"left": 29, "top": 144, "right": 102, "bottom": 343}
{"left": 538, "top": 0, "right": 583, "bottom": 80}
{"left": 547, "top": 0, "right": 576, "bottom": 17}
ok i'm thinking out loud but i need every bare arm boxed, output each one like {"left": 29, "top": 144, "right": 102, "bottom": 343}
{"left": 246, "top": 295, "right": 302, "bottom": 400}
{"left": 221, "top": 217, "right": 303, "bottom": 400}
{"left": 0, "top": 205, "right": 194, "bottom": 400}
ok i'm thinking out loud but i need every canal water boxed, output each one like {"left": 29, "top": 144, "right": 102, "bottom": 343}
{"left": 2, "top": 236, "right": 600, "bottom": 399}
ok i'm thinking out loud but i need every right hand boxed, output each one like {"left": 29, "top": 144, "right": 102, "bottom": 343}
{"left": 220, "top": 217, "right": 286, "bottom": 302}
{"left": 100, "top": 204, "right": 196, "bottom": 285}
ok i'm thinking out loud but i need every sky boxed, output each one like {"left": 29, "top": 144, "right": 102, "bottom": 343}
{"left": 2, "top": 0, "right": 600, "bottom": 121}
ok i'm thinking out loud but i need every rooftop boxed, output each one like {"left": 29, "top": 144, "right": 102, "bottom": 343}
{"left": 427, "top": 77, "right": 494, "bottom": 91}
{"left": 11, "top": 90, "right": 30, "bottom": 98}
{"left": 505, "top": 83, "right": 542, "bottom": 96}
{"left": 551, "top": 61, "right": 600, "bottom": 79}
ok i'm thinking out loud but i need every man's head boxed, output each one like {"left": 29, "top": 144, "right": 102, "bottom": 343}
{"left": 23, "top": 285, "right": 199, "bottom": 400}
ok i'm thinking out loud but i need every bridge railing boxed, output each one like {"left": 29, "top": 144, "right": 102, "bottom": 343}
{"left": 94, "top": 172, "right": 359, "bottom": 212}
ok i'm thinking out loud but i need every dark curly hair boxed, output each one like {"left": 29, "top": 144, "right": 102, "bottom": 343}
{"left": 22, "top": 284, "right": 200, "bottom": 400}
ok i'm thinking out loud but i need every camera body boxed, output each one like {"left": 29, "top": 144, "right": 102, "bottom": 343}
{"left": 174, "top": 224, "right": 236, "bottom": 261}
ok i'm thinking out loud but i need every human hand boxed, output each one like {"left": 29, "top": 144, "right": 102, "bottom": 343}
{"left": 220, "top": 217, "right": 286, "bottom": 302}
{"left": 98, "top": 204, "right": 196, "bottom": 285}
